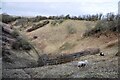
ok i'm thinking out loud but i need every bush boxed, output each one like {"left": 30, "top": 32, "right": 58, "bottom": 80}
{"left": 27, "top": 20, "right": 49, "bottom": 32}
{"left": 51, "top": 19, "right": 64, "bottom": 26}
{"left": 11, "top": 41, "right": 21, "bottom": 50}
{"left": 83, "top": 28, "right": 101, "bottom": 37}
{"left": 59, "top": 19, "right": 64, "bottom": 24}
{"left": 11, "top": 30, "right": 19, "bottom": 38}
{"left": 11, "top": 29, "right": 32, "bottom": 51}
{"left": 67, "top": 26, "right": 76, "bottom": 34}
{"left": 95, "top": 20, "right": 118, "bottom": 32}
{"left": 20, "top": 39, "right": 31, "bottom": 50}
{"left": 1, "top": 13, "right": 21, "bottom": 23}
{"left": 83, "top": 19, "right": 118, "bottom": 37}
{"left": 51, "top": 20, "right": 57, "bottom": 26}
{"left": 12, "top": 38, "right": 31, "bottom": 51}
{"left": 59, "top": 42, "right": 76, "bottom": 51}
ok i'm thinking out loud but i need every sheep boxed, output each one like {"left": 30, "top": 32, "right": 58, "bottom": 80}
{"left": 77, "top": 60, "right": 88, "bottom": 67}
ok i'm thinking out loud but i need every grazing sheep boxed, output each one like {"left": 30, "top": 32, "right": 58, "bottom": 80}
{"left": 77, "top": 60, "right": 88, "bottom": 67}
{"left": 99, "top": 52, "right": 104, "bottom": 56}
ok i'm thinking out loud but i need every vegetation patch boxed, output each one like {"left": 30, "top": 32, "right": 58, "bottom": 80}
{"left": 83, "top": 73, "right": 105, "bottom": 78}
{"left": 83, "top": 19, "right": 118, "bottom": 37}
{"left": 12, "top": 39, "right": 31, "bottom": 51}
{"left": 67, "top": 25, "right": 77, "bottom": 34}
{"left": 11, "top": 29, "right": 32, "bottom": 50}
{"left": 11, "top": 30, "right": 20, "bottom": 38}
{"left": 51, "top": 19, "right": 64, "bottom": 26}
{"left": 59, "top": 42, "right": 76, "bottom": 51}
{"left": 105, "top": 40, "right": 118, "bottom": 48}
{"left": 26, "top": 20, "right": 49, "bottom": 32}
{"left": 1, "top": 13, "right": 21, "bottom": 24}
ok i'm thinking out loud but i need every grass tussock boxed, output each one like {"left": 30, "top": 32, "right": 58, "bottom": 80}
{"left": 67, "top": 25, "right": 77, "bottom": 34}
{"left": 51, "top": 19, "right": 64, "bottom": 26}
{"left": 59, "top": 42, "right": 76, "bottom": 51}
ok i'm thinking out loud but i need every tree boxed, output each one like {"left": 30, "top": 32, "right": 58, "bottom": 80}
{"left": 106, "top": 13, "right": 115, "bottom": 21}
{"left": 65, "top": 14, "right": 70, "bottom": 19}
{"left": 98, "top": 13, "right": 103, "bottom": 20}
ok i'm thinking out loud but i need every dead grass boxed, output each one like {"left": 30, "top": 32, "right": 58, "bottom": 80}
{"left": 59, "top": 42, "right": 76, "bottom": 51}
{"left": 18, "top": 20, "right": 118, "bottom": 57}
{"left": 26, "top": 20, "right": 96, "bottom": 54}
{"left": 104, "top": 39, "right": 118, "bottom": 48}
{"left": 5, "top": 19, "right": 118, "bottom": 78}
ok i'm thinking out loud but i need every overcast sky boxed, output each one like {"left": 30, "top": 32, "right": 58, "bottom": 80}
{"left": 1, "top": 0, "right": 119, "bottom": 16}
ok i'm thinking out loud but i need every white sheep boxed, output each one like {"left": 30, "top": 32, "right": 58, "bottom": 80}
{"left": 77, "top": 60, "right": 88, "bottom": 67}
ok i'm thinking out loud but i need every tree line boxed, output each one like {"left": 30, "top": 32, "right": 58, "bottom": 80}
{"left": 1, "top": 13, "right": 119, "bottom": 23}
{"left": 47, "top": 13, "right": 119, "bottom": 21}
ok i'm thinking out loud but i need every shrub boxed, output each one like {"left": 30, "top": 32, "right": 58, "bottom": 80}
{"left": 19, "top": 39, "right": 31, "bottom": 50}
{"left": 51, "top": 19, "right": 64, "bottom": 26}
{"left": 59, "top": 42, "right": 76, "bottom": 51}
{"left": 12, "top": 38, "right": 31, "bottom": 51}
{"left": 2, "top": 56, "right": 13, "bottom": 63}
{"left": 11, "top": 30, "right": 19, "bottom": 38}
{"left": 83, "top": 28, "right": 101, "bottom": 37}
{"left": 51, "top": 21, "right": 56, "bottom": 26}
{"left": 27, "top": 16, "right": 48, "bottom": 22}
{"left": 11, "top": 29, "right": 32, "bottom": 51}
{"left": 27, "top": 20, "right": 49, "bottom": 32}
{"left": 67, "top": 26, "right": 76, "bottom": 34}
{"left": 2, "top": 48, "right": 11, "bottom": 57}
{"left": 59, "top": 19, "right": 64, "bottom": 24}
{"left": 11, "top": 41, "right": 21, "bottom": 50}
{"left": 83, "top": 19, "right": 118, "bottom": 37}
{"left": 1, "top": 13, "right": 21, "bottom": 23}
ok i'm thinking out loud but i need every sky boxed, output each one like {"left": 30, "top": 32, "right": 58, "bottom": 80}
{"left": 0, "top": 0, "right": 119, "bottom": 16}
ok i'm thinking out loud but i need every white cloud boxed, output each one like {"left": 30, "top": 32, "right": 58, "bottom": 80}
{"left": 1, "top": 0, "right": 119, "bottom": 16}
{"left": 2, "top": 0, "right": 119, "bottom": 3}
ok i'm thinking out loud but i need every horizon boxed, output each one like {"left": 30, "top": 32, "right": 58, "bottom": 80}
{"left": 1, "top": 0, "right": 119, "bottom": 17}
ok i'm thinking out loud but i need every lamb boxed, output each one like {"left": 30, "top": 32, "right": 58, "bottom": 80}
{"left": 77, "top": 60, "right": 88, "bottom": 67}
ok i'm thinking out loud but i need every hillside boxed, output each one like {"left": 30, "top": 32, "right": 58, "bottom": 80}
{"left": 1, "top": 22, "right": 40, "bottom": 69}
{"left": 14, "top": 20, "right": 96, "bottom": 54}
{"left": 12, "top": 19, "right": 118, "bottom": 56}
{"left": 2, "top": 18, "right": 119, "bottom": 78}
